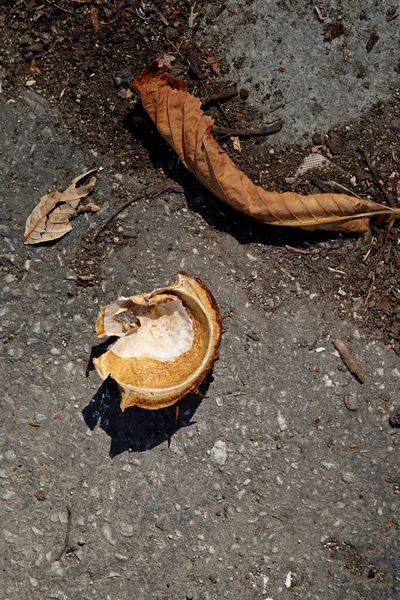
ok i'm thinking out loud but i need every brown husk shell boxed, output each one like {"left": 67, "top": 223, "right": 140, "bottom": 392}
{"left": 93, "top": 273, "right": 222, "bottom": 411}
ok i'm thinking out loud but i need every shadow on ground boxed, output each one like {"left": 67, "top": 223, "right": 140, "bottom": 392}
{"left": 83, "top": 352, "right": 209, "bottom": 455}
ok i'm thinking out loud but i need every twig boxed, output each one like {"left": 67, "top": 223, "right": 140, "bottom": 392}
{"left": 213, "top": 120, "right": 284, "bottom": 138}
{"left": 55, "top": 504, "right": 72, "bottom": 561}
{"left": 358, "top": 148, "right": 397, "bottom": 208}
{"left": 215, "top": 102, "right": 231, "bottom": 126}
{"left": 202, "top": 86, "right": 238, "bottom": 107}
{"left": 363, "top": 220, "right": 394, "bottom": 308}
{"left": 90, "top": 182, "right": 184, "bottom": 242}
{"left": 311, "top": 176, "right": 333, "bottom": 193}
{"left": 285, "top": 245, "right": 311, "bottom": 255}
{"left": 332, "top": 338, "right": 365, "bottom": 383}
{"left": 46, "top": 0, "right": 73, "bottom": 13}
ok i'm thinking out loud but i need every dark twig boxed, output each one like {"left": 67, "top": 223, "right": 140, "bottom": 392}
{"left": 311, "top": 176, "right": 333, "bottom": 193}
{"left": 91, "top": 182, "right": 184, "bottom": 242}
{"left": 213, "top": 119, "right": 284, "bottom": 138}
{"left": 55, "top": 504, "right": 72, "bottom": 561}
{"left": 363, "top": 220, "right": 394, "bottom": 309}
{"left": 202, "top": 86, "right": 238, "bottom": 107}
{"left": 358, "top": 148, "right": 397, "bottom": 208}
{"left": 215, "top": 102, "right": 231, "bottom": 126}
{"left": 45, "top": 0, "right": 73, "bottom": 13}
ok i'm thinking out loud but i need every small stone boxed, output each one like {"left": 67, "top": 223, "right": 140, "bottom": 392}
{"left": 209, "top": 574, "right": 218, "bottom": 584}
{"left": 106, "top": 572, "right": 120, "bottom": 579}
{"left": 102, "top": 524, "right": 116, "bottom": 545}
{"left": 210, "top": 440, "right": 227, "bottom": 466}
{"left": 34, "top": 413, "right": 47, "bottom": 423}
{"left": 321, "top": 461, "right": 335, "bottom": 471}
{"left": 344, "top": 395, "right": 358, "bottom": 411}
{"left": 389, "top": 406, "right": 400, "bottom": 428}
{"left": 277, "top": 410, "right": 288, "bottom": 432}
{"left": 35, "top": 489, "right": 46, "bottom": 501}
{"left": 120, "top": 523, "right": 134, "bottom": 537}
{"left": 2, "top": 490, "right": 16, "bottom": 500}
{"left": 341, "top": 471, "right": 356, "bottom": 484}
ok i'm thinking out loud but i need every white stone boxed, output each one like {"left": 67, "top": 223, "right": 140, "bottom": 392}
{"left": 210, "top": 440, "right": 227, "bottom": 466}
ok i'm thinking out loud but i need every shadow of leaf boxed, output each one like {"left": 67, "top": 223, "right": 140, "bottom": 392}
{"left": 123, "top": 102, "right": 341, "bottom": 248}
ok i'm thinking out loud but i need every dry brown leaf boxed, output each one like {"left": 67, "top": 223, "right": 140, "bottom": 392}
{"left": 231, "top": 136, "right": 241, "bottom": 153}
{"left": 397, "top": 180, "right": 400, "bottom": 202}
{"left": 24, "top": 169, "right": 97, "bottom": 245}
{"left": 78, "top": 202, "right": 100, "bottom": 213}
{"left": 89, "top": 6, "right": 100, "bottom": 32}
{"left": 132, "top": 62, "right": 400, "bottom": 233}
{"left": 203, "top": 50, "right": 221, "bottom": 75}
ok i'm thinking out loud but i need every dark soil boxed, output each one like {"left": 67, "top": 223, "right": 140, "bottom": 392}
{"left": 1, "top": 0, "right": 399, "bottom": 351}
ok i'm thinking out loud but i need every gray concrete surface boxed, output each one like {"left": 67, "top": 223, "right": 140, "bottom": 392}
{"left": 1, "top": 86, "right": 399, "bottom": 600}
{"left": 207, "top": 0, "right": 400, "bottom": 145}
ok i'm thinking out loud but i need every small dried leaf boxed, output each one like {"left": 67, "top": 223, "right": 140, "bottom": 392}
{"left": 204, "top": 50, "right": 221, "bottom": 75}
{"left": 188, "top": 5, "right": 198, "bottom": 28}
{"left": 157, "top": 53, "right": 176, "bottom": 69}
{"left": 375, "top": 296, "right": 392, "bottom": 316}
{"left": 231, "top": 136, "right": 241, "bottom": 153}
{"left": 78, "top": 202, "right": 100, "bottom": 212}
{"left": 24, "top": 169, "right": 97, "bottom": 245}
{"left": 89, "top": 6, "right": 100, "bottom": 32}
{"left": 132, "top": 63, "right": 400, "bottom": 233}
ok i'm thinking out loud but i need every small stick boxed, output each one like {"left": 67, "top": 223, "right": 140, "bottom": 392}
{"left": 358, "top": 148, "right": 397, "bottom": 208}
{"left": 311, "top": 176, "right": 333, "bottom": 193}
{"left": 55, "top": 504, "right": 72, "bottom": 561}
{"left": 215, "top": 102, "right": 231, "bottom": 126}
{"left": 202, "top": 87, "right": 238, "bottom": 106}
{"left": 332, "top": 338, "right": 365, "bottom": 383}
{"left": 91, "top": 182, "right": 184, "bottom": 242}
{"left": 285, "top": 245, "right": 311, "bottom": 255}
{"left": 363, "top": 220, "right": 394, "bottom": 308}
{"left": 46, "top": 0, "right": 73, "bottom": 13}
{"left": 213, "top": 119, "right": 284, "bottom": 138}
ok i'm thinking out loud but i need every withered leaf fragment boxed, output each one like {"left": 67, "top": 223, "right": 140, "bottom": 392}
{"left": 132, "top": 62, "right": 400, "bottom": 233}
{"left": 94, "top": 273, "right": 222, "bottom": 411}
{"left": 24, "top": 170, "right": 97, "bottom": 245}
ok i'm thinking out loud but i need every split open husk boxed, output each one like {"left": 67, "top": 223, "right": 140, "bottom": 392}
{"left": 93, "top": 273, "right": 222, "bottom": 411}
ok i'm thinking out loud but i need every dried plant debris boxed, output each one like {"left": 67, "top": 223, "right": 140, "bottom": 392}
{"left": 132, "top": 61, "right": 400, "bottom": 234}
{"left": 94, "top": 273, "right": 222, "bottom": 411}
{"left": 332, "top": 338, "right": 365, "bottom": 383}
{"left": 24, "top": 169, "right": 97, "bottom": 245}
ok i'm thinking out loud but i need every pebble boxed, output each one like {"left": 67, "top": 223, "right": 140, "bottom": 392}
{"left": 341, "top": 471, "right": 356, "bottom": 484}
{"left": 321, "top": 461, "right": 335, "bottom": 471}
{"left": 102, "top": 524, "right": 116, "bottom": 545}
{"left": 34, "top": 489, "right": 46, "bottom": 501}
{"left": 210, "top": 440, "right": 227, "bottom": 466}
{"left": 34, "top": 413, "right": 47, "bottom": 423}
{"left": 344, "top": 394, "right": 358, "bottom": 411}
{"left": 2, "top": 490, "right": 16, "bottom": 500}
{"left": 277, "top": 410, "right": 288, "bottom": 432}
{"left": 389, "top": 406, "right": 400, "bottom": 428}
{"left": 120, "top": 523, "right": 134, "bottom": 537}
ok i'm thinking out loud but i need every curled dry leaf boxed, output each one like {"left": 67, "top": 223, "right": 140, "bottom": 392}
{"left": 132, "top": 62, "right": 400, "bottom": 233}
{"left": 93, "top": 273, "right": 222, "bottom": 411}
{"left": 24, "top": 170, "right": 97, "bottom": 245}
